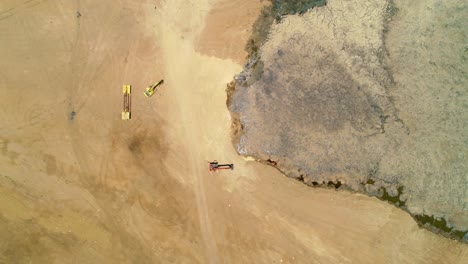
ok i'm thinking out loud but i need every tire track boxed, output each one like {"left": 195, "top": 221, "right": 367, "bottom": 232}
{"left": 0, "top": 0, "right": 48, "bottom": 21}
{"left": 156, "top": 1, "right": 220, "bottom": 262}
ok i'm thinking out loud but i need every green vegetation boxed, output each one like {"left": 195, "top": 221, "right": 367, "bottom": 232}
{"left": 414, "top": 214, "right": 467, "bottom": 240}
{"left": 273, "top": 0, "right": 327, "bottom": 16}
{"left": 366, "top": 179, "right": 375, "bottom": 184}
{"left": 377, "top": 185, "right": 467, "bottom": 241}
{"left": 379, "top": 186, "right": 406, "bottom": 207}
{"left": 246, "top": 6, "right": 275, "bottom": 58}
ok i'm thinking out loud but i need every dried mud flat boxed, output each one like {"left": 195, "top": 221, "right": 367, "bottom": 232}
{"left": 0, "top": 0, "right": 467, "bottom": 263}
{"left": 229, "top": 0, "right": 468, "bottom": 241}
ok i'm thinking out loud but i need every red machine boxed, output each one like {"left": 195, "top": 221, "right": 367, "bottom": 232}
{"left": 209, "top": 160, "right": 234, "bottom": 172}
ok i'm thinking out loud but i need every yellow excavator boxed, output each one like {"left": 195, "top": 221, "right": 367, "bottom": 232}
{"left": 144, "top": 80, "right": 164, "bottom": 97}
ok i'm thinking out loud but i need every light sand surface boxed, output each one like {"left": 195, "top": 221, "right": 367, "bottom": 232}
{"left": 0, "top": 0, "right": 467, "bottom": 263}
{"left": 195, "top": 0, "right": 267, "bottom": 64}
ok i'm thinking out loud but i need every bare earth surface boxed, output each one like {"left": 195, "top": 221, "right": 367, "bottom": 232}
{"left": 0, "top": 0, "right": 467, "bottom": 263}
{"left": 229, "top": 0, "right": 468, "bottom": 237}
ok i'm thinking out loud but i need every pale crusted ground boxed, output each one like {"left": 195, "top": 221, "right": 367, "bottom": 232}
{"left": 384, "top": 0, "right": 468, "bottom": 231}
{"left": 230, "top": 0, "right": 468, "bottom": 237}
{"left": 0, "top": 0, "right": 467, "bottom": 263}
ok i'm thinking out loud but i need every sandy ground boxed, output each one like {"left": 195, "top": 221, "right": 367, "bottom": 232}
{"left": 194, "top": 0, "right": 266, "bottom": 64}
{"left": 0, "top": 0, "right": 467, "bottom": 263}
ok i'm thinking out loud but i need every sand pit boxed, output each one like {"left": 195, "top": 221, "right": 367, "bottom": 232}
{"left": 0, "top": 0, "right": 467, "bottom": 263}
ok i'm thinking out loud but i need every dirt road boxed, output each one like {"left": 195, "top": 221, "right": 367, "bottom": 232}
{"left": 0, "top": 0, "right": 466, "bottom": 263}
